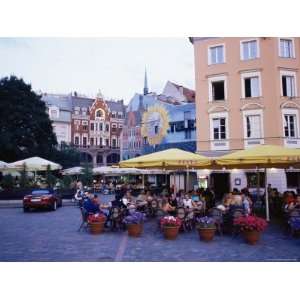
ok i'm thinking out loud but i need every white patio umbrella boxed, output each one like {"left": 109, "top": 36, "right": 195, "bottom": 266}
{"left": 8, "top": 156, "right": 62, "bottom": 171}
{"left": 0, "top": 161, "right": 8, "bottom": 171}
{"left": 62, "top": 166, "right": 83, "bottom": 176}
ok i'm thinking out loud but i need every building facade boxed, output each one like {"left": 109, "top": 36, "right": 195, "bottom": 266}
{"left": 190, "top": 37, "right": 300, "bottom": 193}
{"left": 121, "top": 73, "right": 196, "bottom": 160}
{"left": 42, "top": 92, "right": 126, "bottom": 166}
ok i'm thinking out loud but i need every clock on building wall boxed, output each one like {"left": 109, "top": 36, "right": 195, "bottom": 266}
{"left": 141, "top": 105, "right": 169, "bottom": 145}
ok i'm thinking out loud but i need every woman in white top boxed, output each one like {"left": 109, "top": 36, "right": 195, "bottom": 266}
{"left": 183, "top": 194, "right": 194, "bottom": 209}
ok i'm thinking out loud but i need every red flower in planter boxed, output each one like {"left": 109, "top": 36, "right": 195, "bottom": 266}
{"left": 88, "top": 213, "right": 106, "bottom": 223}
{"left": 160, "top": 216, "right": 182, "bottom": 227}
{"left": 234, "top": 215, "right": 267, "bottom": 232}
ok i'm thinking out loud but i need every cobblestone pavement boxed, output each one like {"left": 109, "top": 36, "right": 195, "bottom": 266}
{"left": 0, "top": 197, "right": 300, "bottom": 262}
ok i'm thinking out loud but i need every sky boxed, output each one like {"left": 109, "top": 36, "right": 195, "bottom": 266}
{"left": 0, "top": 38, "right": 194, "bottom": 104}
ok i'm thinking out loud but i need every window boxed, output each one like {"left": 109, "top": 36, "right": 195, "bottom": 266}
{"left": 112, "top": 139, "right": 117, "bottom": 148}
{"left": 50, "top": 108, "right": 58, "bottom": 119}
{"left": 209, "top": 45, "right": 225, "bottom": 64}
{"left": 96, "top": 109, "right": 103, "bottom": 118}
{"left": 213, "top": 118, "right": 226, "bottom": 140}
{"left": 241, "top": 40, "right": 258, "bottom": 60}
{"left": 82, "top": 107, "right": 87, "bottom": 116}
{"left": 246, "top": 172, "right": 265, "bottom": 188}
{"left": 212, "top": 81, "right": 225, "bottom": 100}
{"left": 100, "top": 138, "right": 103, "bottom": 146}
{"left": 246, "top": 115, "right": 261, "bottom": 138}
{"left": 244, "top": 76, "right": 260, "bottom": 98}
{"left": 154, "top": 125, "right": 159, "bottom": 134}
{"left": 111, "top": 111, "right": 116, "bottom": 118}
{"left": 82, "top": 137, "right": 87, "bottom": 147}
{"left": 90, "top": 138, "right": 94, "bottom": 146}
{"left": 185, "top": 130, "right": 192, "bottom": 139}
{"left": 118, "top": 112, "right": 123, "bottom": 118}
{"left": 284, "top": 114, "right": 297, "bottom": 138}
{"left": 209, "top": 76, "right": 227, "bottom": 101}
{"left": 74, "top": 136, "right": 79, "bottom": 145}
{"left": 119, "top": 124, "right": 123, "bottom": 129}
{"left": 280, "top": 38, "right": 294, "bottom": 58}
{"left": 90, "top": 123, "right": 94, "bottom": 131}
{"left": 106, "top": 139, "right": 109, "bottom": 146}
{"left": 282, "top": 75, "right": 296, "bottom": 97}
{"left": 74, "top": 107, "right": 80, "bottom": 115}
{"left": 106, "top": 124, "right": 110, "bottom": 132}
{"left": 286, "top": 172, "right": 300, "bottom": 188}
{"left": 99, "top": 123, "right": 103, "bottom": 131}
{"left": 82, "top": 121, "right": 88, "bottom": 131}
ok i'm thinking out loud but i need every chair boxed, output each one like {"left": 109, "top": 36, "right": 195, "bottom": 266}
{"left": 78, "top": 207, "right": 89, "bottom": 232}
{"left": 208, "top": 207, "right": 223, "bottom": 235}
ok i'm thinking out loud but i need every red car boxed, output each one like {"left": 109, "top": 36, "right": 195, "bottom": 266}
{"left": 23, "top": 189, "right": 62, "bottom": 212}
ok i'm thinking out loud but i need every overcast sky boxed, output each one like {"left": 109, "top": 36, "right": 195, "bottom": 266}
{"left": 0, "top": 38, "right": 194, "bottom": 103}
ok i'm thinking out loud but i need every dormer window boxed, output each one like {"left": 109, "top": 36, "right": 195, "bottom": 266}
{"left": 95, "top": 109, "right": 104, "bottom": 118}
{"left": 74, "top": 106, "right": 80, "bottom": 115}
{"left": 82, "top": 107, "right": 87, "bottom": 116}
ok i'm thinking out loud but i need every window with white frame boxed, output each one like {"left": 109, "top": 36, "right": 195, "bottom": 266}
{"left": 209, "top": 76, "right": 227, "bottom": 101}
{"left": 279, "top": 38, "right": 295, "bottom": 58}
{"left": 212, "top": 118, "right": 226, "bottom": 140}
{"left": 74, "top": 136, "right": 79, "bottom": 145}
{"left": 284, "top": 114, "right": 297, "bottom": 138}
{"left": 209, "top": 45, "right": 225, "bottom": 64}
{"left": 241, "top": 39, "right": 259, "bottom": 60}
{"left": 281, "top": 72, "right": 296, "bottom": 97}
{"left": 241, "top": 72, "right": 261, "bottom": 98}
{"left": 246, "top": 115, "right": 262, "bottom": 138}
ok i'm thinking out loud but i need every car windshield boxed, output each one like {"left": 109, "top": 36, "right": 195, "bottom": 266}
{"left": 31, "top": 190, "right": 51, "bottom": 195}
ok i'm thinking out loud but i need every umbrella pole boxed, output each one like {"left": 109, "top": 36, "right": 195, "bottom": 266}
{"left": 142, "top": 174, "right": 145, "bottom": 189}
{"left": 186, "top": 167, "right": 189, "bottom": 193}
{"left": 265, "top": 168, "right": 270, "bottom": 221}
{"left": 256, "top": 168, "right": 260, "bottom": 203}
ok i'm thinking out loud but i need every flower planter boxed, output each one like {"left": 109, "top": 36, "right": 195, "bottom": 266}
{"left": 163, "top": 226, "right": 180, "bottom": 240}
{"left": 197, "top": 227, "right": 216, "bottom": 242}
{"left": 127, "top": 223, "right": 143, "bottom": 237}
{"left": 243, "top": 230, "right": 261, "bottom": 245}
{"left": 89, "top": 221, "right": 105, "bottom": 234}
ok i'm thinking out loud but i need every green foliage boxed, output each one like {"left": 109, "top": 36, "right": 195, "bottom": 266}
{"left": 60, "top": 175, "right": 73, "bottom": 189}
{"left": 1, "top": 174, "right": 15, "bottom": 189}
{"left": 0, "top": 76, "right": 57, "bottom": 162}
{"left": 51, "top": 145, "right": 80, "bottom": 169}
{"left": 79, "top": 163, "right": 93, "bottom": 186}
{"left": 19, "top": 163, "right": 29, "bottom": 188}
{"left": 45, "top": 164, "right": 57, "bottom": 188}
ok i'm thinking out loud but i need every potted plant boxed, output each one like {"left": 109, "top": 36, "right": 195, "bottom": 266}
{"left": 88, "top": 213, "right": 106, "bottom": 234}
{"left": 123, "top": 211, "right": 146, "bottom": 237}
{"left": 160, "top": 216, "right": 182, "bottom": 240}
{"left": 196, "top": 216, "right": 216, "bottom": 242}
{"left": 234, "top": 215, "right": 268, "bottom": 245}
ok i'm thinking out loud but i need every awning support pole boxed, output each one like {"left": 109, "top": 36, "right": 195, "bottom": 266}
{"left": 265, "top": 167, "right": 270, "bottom": 222}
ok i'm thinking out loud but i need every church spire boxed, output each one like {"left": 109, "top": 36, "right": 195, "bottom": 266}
{"left": 143, "top": 68, "right": 149, "bottom": 95}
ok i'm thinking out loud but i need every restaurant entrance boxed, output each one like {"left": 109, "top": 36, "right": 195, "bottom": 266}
{"left": 210, "top": 172, "right": 230, "bottom": 201}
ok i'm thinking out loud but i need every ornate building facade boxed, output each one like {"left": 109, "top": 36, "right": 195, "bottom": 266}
{"left": 42, "top": 92, "right": 126, "bottom": 166}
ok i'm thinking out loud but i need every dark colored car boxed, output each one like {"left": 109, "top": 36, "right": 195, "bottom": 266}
{"left": 23, "top": 189, "right": 62, "bottom": 212}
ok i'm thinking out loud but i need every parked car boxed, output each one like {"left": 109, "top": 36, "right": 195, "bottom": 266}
{"left": 23, "top": 189, "right": 62, "bottom": 212}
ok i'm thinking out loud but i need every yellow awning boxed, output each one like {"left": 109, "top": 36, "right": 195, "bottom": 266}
{"left": 119, "top": 148, "right": 212, "bottom": 169}
{"left": 215, "top": 145, "right": 300, "bottom": 169}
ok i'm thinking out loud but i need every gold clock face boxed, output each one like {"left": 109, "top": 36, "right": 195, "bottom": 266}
{"left": 141, "top": 105, "right": 169, "bottom": 145}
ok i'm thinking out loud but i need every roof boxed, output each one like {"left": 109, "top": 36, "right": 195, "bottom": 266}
{"left": 106, "top": 100, "right": 125, "bottom": 113}
{"left": 41, "top": 94, "right": 72, "bottom": 111}
{"left": 169, "top": 82, "right": 195, "bottom": 102}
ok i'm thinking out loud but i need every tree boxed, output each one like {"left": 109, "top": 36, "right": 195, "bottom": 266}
{"left": 51, "top": 144, "right": 80, "bottom": 169}
{"left": 45, "top": 164, "right": 57, "bottom": 188}
{"left": 0, "top": 76, "right": 57, "bottom": 162}
{"left": 19, "top": 163, "right": 29, "bottom": 188}
{"left": 79, "top": 163, "right": 93, "bottom": 187}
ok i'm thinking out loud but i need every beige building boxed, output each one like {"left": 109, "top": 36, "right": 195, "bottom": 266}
{"left": 190, "top": 37, "right": 300, "bottom": 195}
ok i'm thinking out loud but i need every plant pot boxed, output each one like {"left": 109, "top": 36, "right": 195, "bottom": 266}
{"left": 89, "top": 221, "right": 105, "bottom": 234}
{"left": 197, "top": 227, "right": 216, "bottom": 242}
{"left": 243, "top": 230, "right": 261, "bottom": 245}
{"left": 127, "top": 223, "right": 143, "bottom": 237}
{"left": 163, "top": 226, "right": 180, "bottom": 240}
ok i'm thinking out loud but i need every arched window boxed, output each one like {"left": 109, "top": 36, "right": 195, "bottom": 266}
{"left": 96, "top": 109, "right": 104, "bottom": 118}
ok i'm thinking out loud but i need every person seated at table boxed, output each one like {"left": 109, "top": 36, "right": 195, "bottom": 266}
{"left": 228, "top": 191, "right": 244, "bottom": 215}
{"left": 168, "top": 194, "right": 178, "bottom": 208}
{"left": 222, "top": 193, "right": 233, "bottom": 209}
{"left": 83, "top": 192, "right": 101, "bottom": 215}
{"left": 284, "top": 194, "right": 300, "bottom": 212}
{"left": 136, "top": 191, "right": 148, "bottom": 211}
{"left": 183, "top": 194, "right": 194, "bottom": 209}
{"left": 122, "top": 191, "right": 135, "bottom": 207}
{"left": 161, "top": 198, "right": 176, "bottom": 215}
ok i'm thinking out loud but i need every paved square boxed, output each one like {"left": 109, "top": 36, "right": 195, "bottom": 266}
{"left": 0, "top": 204, "right": 300, "bottom": 262}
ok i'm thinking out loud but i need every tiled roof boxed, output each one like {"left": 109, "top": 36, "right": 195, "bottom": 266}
{"left": 170, "top": 82, "right": 195, "bottom": 102}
